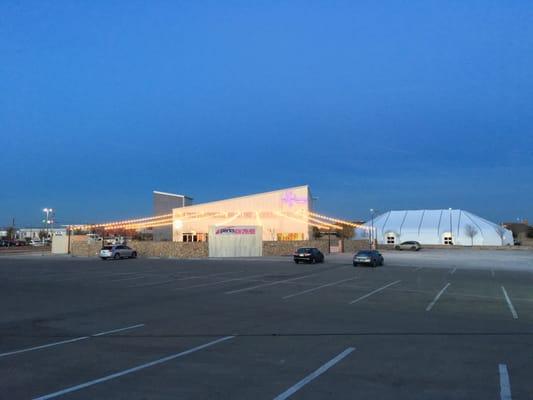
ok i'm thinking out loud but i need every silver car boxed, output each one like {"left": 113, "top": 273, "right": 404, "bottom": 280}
{"left": 394, "top": 241, "right": 421, "bottom": 251}
{"left": 100, "top": 245, "right": 137, "bottom": 260}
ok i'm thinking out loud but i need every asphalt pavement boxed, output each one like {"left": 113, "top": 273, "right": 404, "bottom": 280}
{"left": 0, "top": 249, "right": 532, "bottom": 399}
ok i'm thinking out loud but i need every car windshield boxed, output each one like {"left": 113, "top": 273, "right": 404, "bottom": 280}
{"left": 356, "top": 251, "right": 373, "bottom": 256}
{"left": 103, "top": 246, "right": 113, "bottom": 250}
{"left": 297, "top": 248, "right": 312, "bottom": 252}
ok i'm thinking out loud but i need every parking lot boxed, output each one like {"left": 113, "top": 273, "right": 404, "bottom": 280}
{"left": 0, "top": 249, "right": 532, "bottom": 399}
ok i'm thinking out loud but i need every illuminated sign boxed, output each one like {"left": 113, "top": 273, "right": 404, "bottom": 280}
{"left": 281, "top": 191, "right": 308, "bottom": 207}
{"left": 215, "top": 227, "right": 257, "bottom": 235}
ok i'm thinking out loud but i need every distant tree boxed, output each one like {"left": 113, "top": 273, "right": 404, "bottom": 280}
{"left": 6, "top": 226, "right": 15, "bottom": 240}
{"left": 463, "top": 224, "right": 478, "bottom": 246}
{"left": 38, "top": 230, "right": 48, "bottom": 240}
{"left": 312, "top": 226, "right": 322, "bottom": 239}
{"left": 494, "top": 225, "right": 508, "bottom": 246}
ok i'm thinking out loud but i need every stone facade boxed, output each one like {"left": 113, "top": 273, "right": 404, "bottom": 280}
{"left": 69, "top": 237, "right": 208, "bottom": 258}
{"left": 262, "top": 240, "right": 330, "bottom": 256}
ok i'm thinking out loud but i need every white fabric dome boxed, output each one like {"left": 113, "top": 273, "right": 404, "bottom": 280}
{"left": 355, "top": 209, "right": 513, "bottom": 246}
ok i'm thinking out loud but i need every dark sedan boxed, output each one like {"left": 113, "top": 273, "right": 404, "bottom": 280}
{"left": 293, "top": 247, "right": 325, "bottom": 264}
{"left": 353, "top": 250, "right": 384, "bottom": 267}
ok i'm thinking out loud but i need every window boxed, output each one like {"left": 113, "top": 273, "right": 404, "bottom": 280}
{"left": 444, "top": 236, "right": 453, "bottom": 245}
{"left": 386, "top": 236, "right": 395, "bottom": 244}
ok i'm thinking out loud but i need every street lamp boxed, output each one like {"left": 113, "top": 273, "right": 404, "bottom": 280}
{"left": 370, "top": 209, "right": 377, "bottom": 249}
{"left": 42, "top": 208, "right": 54, "bottom": 242}
{"left": 448, "top": 207, "right": 453, "bottom": 245}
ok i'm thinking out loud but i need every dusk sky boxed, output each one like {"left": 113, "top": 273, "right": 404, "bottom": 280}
{"left": 1, "top": 1, "right": 532, "bottom": 227}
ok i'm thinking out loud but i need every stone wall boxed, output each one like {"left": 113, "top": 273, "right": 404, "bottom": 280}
{"left": 262, "top": 240, "right": 330, "bottom": 256}
{"left": 69, "top": 237, "right": 208, "bottom": 258}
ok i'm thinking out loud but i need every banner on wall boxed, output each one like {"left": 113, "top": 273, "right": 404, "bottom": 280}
{"left": 208, "top": 225, "right": 262, "bottom": 257}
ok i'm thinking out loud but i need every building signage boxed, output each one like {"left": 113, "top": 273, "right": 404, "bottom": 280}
{"left": 215, "top": 227, "right": 257, "bottom": 235}
{"left": 281, "top": 191, "right": 308, "bottom": 207}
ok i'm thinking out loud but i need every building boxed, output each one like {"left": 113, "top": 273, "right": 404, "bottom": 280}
{"left": 152, "top": 191, "right": 193, "bottom": 241}
{"left": 172, "top": 185, "right": 313, "bottom": 242}
{"left": 355, "top": 209, "right": 513, "bottom": 246}
{"left": 16, "top": 227, "right": 67, "bottom": 240}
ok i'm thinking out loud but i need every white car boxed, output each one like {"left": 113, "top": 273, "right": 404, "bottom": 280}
{"left": 99, "top": 245, "right": 137, "bottom": 260}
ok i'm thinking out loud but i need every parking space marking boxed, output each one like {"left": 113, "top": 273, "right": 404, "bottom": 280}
{"left": 126, "top": 271, "right": 243, "bottom": 288}
{"left": 498, "top": 364, "right": 512, "bottom": 400}
{"left": 272, "top": 347, "right": 355, "bottom": 400}
{"left": 92, "top": 324, "right": 144, "bottom": 337}
{"left": 349, "top": 280, "right": 402, "bottom": 304}
{"left": 425, "top": 283, "right": 451, "bottom": 311}
{"left": 173, "top": 274, "right": 267, "bottom": 291}
{"left": 32, "top": 336, "right": 235, "bottom": 400}
{"left": 0, "top": 323, "right": 145, "bottom": 358}
{"left": 501, "top": 286, "right": 518, "bottom": 319}
{"left": 0, "top": 337, "right": 89, "bottom": 358}
{"left": 225, "top": 272, "right": 322, "bottom": 295}
{"left": 450, "top": 267, "right": 457, "bottom": 275}
{"left": 109, "top": 275, "right": 145, "bottom": 282}
{"left": 412, "top": 267, "right": 423, "bottom": 272}
{"left": 282, "top": 277, "right": 358, "bottom": 299}
{"left": 491, "top": 270, "right": 495, "bottom": 278}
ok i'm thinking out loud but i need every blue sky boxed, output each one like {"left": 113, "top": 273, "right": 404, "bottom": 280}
{"left": 1, "top": 0, "right": 532, "bottom": 226}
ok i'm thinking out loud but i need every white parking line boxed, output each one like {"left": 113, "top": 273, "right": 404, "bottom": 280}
{"left": 92, "top": 324, "right": 145, "bottom": 337}
{"left": 273, "top": 347, "right": 355, "bottom": 400}
{"left": 126, "top": 271, "right": 242, "bottom": 288}
{"left": 173, "top": 274, "right": 267, "bottom": 291}
{"left": 450, "top": 267, "right": 457, "bottom": 275}
{"left": 498, "top": 363, "right": 512, "bottom": 400}
{"left": 282, "top": 277, "right": 358, "bottom": 299}
{"left": 501, "top": 286, "right": 518, "bottom": 319}
{"left": 412, "top": 267, "right": 423, "bottom": 272}
{"left": 425, "top": 283, "right": 451, "bottom": 311}
{"left": 109, "top": 275, "right": 145, "bottom": 282}
{"left": 0, "top": 323, "right": 145, "bottom": 358}
{"left": 0, "top": 337, "right": 89, "bottom": 358}
{"left": 32, "top": 336, "right": 235, "bottom": 400}
{"left": 349, "top": 280, "right": 402, "bottom": 304}
{"left": 225, "top": 273, "right": 322, "bottom": 295}
{"left": 491, "top": 270, "right": 495, "bottom": 278}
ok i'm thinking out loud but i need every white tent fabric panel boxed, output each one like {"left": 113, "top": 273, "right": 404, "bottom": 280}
{"left": 356, "top": 209, "right": 513, "bottom": 246}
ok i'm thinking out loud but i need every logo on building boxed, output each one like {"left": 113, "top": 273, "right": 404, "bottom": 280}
{"left": 215, "top": 227, "right": 256, "bottom": 235}
{"left": 281, "top": 191, "right": 308, "bottom": 207}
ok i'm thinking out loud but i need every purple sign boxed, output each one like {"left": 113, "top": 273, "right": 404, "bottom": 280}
{"left": 281, "top": 191, "right": 308, "bottom": 207}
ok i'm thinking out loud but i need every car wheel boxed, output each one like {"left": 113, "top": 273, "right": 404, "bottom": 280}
{"left": 113, "top": 253, "right": 121, "bottom": 260}
{"left": 295, "top": 260, "right": 299, "bottom": 264}
{"left": 131, "top": 252, "right": 137, "bottom": 259}
{"left": 353, "top": 262, "right": 358, "bottom": 267}
{"left": 311, "top": 257, "right": 316, "bottom": 264}
{"left": 100, "top": 257, "right": 107, "bottom": 260}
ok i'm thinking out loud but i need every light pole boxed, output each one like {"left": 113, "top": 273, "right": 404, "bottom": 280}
{"left": 448, "top": 207, "right": 453, "bottom": 245}
{"left": 370, "top": 209, "right": 377, "bottom": 249}
{"left": 42, "top": 208, "right": 54, "bottom": 242}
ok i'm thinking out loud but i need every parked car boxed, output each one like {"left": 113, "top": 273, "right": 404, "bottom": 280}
{"left": 293, "top": 247, "right": 324, "bottom": 264}
{"left": 0, "top": 239, "right": 16, "bottom": 247}
{"left": 394, "top": 241, "right": 421, "bottom": 251}
{"left": 513, "top": 238, "right": 521, "bottom": 246}
{"left": 29, "top": 239, "right": 45, "bottom": 246}
{"left": 353, "top": 250, "right": 384, "bottom": 267}
{"left": 100, "top": 245, "right": 137, "bottom": 260}
{"left": 15, "top": 240, "right": 28, "bottom": 246}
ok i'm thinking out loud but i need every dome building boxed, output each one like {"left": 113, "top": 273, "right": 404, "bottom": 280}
{"left": 356, "top": 209, "right": 513, "bottom": 246}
